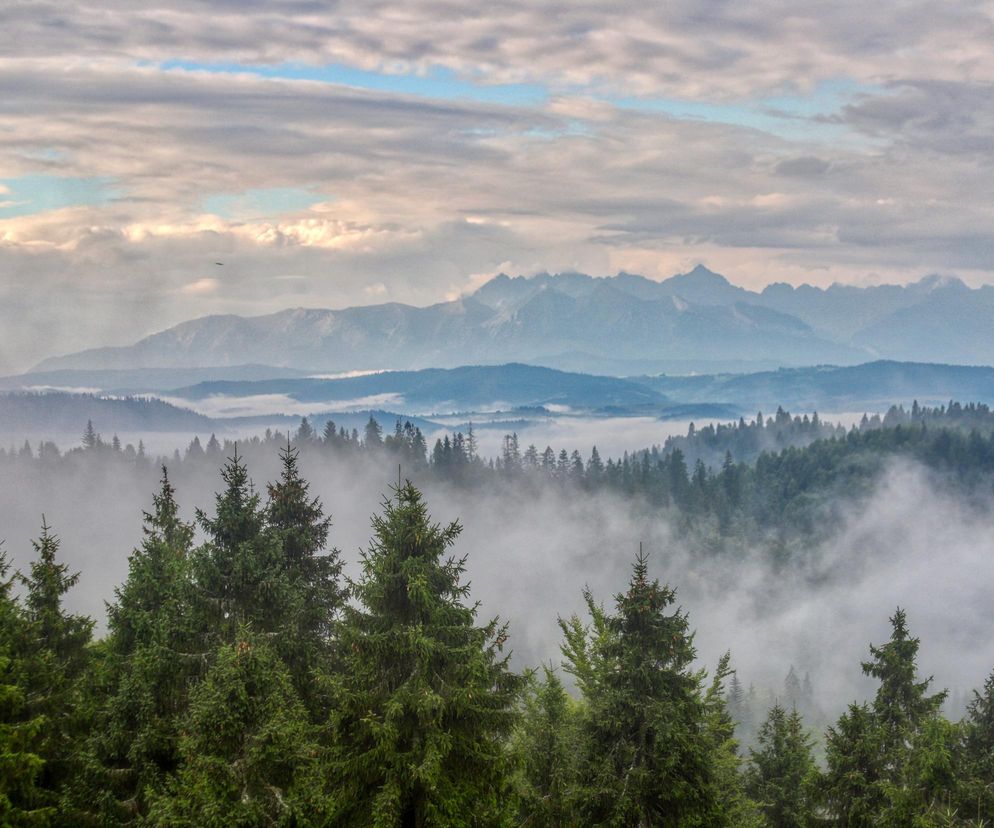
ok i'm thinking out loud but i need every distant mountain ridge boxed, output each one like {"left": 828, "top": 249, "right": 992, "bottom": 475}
{"left": 10, "top": 361, "right": 994, "bottom": 447}
{"left": 168, "top": 363, "right": 666, "bottom": 413}
{"left": 34, "top": 266, "right": 994, "bottom": 374}
{"left": 635, "top": 361, "right": 994, "bottom": 412}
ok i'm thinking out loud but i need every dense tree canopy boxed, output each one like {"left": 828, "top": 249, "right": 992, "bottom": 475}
{"left": 0, "top": 409, "right": 993, "bottom": 824}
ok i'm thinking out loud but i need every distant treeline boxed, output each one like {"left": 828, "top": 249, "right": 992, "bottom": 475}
{"left": 3, "top": 442, "right": 994, "bottom": 825}
{"left": 7, "top": 400, "right": 994, "bottom": 554}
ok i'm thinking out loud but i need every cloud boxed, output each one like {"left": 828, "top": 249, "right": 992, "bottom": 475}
{"left": 2, "top": 3, "right": 994, "bottom": 367}
{"left": 5, "top": 1, "right": 994, "bottom": 98}
{"left": 775, "top": 156, "right": 832, "bottom": 177}
{"left": 181, "top": 277, "right": 220, "bottom": 295}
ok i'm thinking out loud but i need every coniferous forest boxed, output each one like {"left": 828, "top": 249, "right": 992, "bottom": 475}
{"left": 2, "top": 408, "right": 994, "bottom": 824}
{"left": 11, "top": 0, "right": 994, "bottom": 821}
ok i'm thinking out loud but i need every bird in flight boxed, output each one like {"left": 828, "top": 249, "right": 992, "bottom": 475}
{"left": 214, "top": 261, "right": 224, "bottom": 266}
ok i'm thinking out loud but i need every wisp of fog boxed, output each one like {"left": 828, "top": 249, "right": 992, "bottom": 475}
{"left": 0, "top": 444, "right": 990, "bottom": 723}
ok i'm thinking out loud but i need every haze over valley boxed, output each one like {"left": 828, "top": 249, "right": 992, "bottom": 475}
{"left": 6, "top": 1, "right": 994, "bottom": 823}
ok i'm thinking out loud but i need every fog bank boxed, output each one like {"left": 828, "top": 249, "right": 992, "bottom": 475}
{"left": 0, "top": 448, "right": 989, "bottom": 722}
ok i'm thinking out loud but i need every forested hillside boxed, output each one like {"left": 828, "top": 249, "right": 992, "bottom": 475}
{"left": 9, "top": 400, "right": 994, "bottom": 552}
{"left": 3, "top": 406, "right": 994, "bottom": 823}
{"left": 0, "top": 426, "right": 994, "bottom": 826}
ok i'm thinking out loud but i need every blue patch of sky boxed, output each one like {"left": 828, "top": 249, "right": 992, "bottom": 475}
{"left": 202, "top": 187, "right": 326, "bottom": 219}
{"left": 157, "top": 59, "right": 548, "bottom": 107}
{"left": 153, "top": 59, "right": 875, "bottom": 144}
{"left": 604, "top": 78, "right": 877, "bottom": 142}
{"left": 0, "top": 175, "right": 117, "bottom": 219}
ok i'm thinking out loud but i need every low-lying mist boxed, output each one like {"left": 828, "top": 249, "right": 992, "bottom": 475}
{"left": 0, "top": 444, "right": 990, "bottom": 725}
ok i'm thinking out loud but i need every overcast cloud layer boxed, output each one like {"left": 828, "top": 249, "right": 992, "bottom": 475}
{"left": 3, "top": 1, "right": 994, "bottom": 369}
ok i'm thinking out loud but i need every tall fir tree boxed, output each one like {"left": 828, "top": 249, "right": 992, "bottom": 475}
{"left": 264, "top": 440, "right": 344, "bottom": 707}
{"left": 862, "top": 608, "right": 946, "bottom": 761}
{"left": 559, "top": 550, "right": 721, "bottom": 826}
{"left": 0, "top": 545, "right": 50, "bottom": 825}
{"left": 80, "top": 469, "right": 199, "bottom": 822}
{"left": 82, "top": 420, "right": 98, "bottom": 450}
{"left": 328, "top": 482, "right": 522, "bottom": 826}
{"left": 364, "top": 416, "right": 384, "bottom": 448}
{"left": 824, "top": 609, "right": 948, "bottom": 826}
{"left": 191, "top": 449, "right": 294, "bottom": 646}
{"left": 18, "top": 519, "right": 93, "bottom": 819}
{"left": 823, "top": 703, "right": 885, "bottom": 827}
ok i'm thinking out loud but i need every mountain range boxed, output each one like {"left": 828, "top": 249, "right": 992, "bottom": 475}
{"left": 31, "top": 267, "right": 994, "bottom": 375}
{"left": 635, "top": 361, "right": 994, "bottom": 412}
{"left": 169, "top": 360, "right": 994, "bottom": 419}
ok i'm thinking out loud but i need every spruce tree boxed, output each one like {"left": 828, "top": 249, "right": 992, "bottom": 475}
{"left": 560, "top": 550, "right": 721, "bottom": 826}
{"left": 264, "top": 440, "right": 344, "bottom": 705}
{"left": 746, "top": 704, "right": 817, "bottom": 827}
{"left": 328, "top": 482, "right": 522, "bottom": 826}
{"left": 364, "top": 416, "right": 384, "bottom": 448}
{"left": 0, "top": 545, "right": 49, "bottom": 825}
{"left": 864, "top": 608, "right": 947, "bottom": 823}
{"left": 18, "top": 519, "right": 93, "bottom": 818}
{"left": 296, "top": 416, "right": 316, "bottom": 443}
{"left": 191, "top": 449, "right": 293, "bottom": 645}
{"left": 863, "top": 608, "right": 946, "bottom": 761}
{"left": 823, "top": 610, "right": 947, "bottom": 826}
{"left": 82, "top": 420, "right": 98, "bottom": 450}
{"left": 783, "top": 666, "right": 802, "bottom": 710}
{"left": 81, "top": 469, "right": 198, "bottom": 821}
{"left": 727, "top": 672, "right": 748, "bottom": 736}
{"left": 885, "top": 715, "right": 960, "bottom": 826}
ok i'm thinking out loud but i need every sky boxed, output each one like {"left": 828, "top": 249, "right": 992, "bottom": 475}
{"left": 3, "top": 0, "right": 994, "bottom": 370}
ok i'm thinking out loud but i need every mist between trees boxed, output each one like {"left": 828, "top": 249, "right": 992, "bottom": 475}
{"left": 2, "top": 404, "right": 994, "bottom": 822}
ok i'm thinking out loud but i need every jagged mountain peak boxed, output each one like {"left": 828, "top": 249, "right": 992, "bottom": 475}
{"left": 31, "top": 265, "right": 994, "bottom": 375}
{"left": 911, "top": 273, "right": 969, "bottom": 293}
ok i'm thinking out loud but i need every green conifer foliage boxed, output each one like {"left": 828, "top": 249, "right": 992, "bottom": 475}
{"left": 959, "top": 670, "right": 994, "bottom": 823}
{"left": 703, "top": 654, "right": 763, "bottom": 827}
{"left": 863, "top": 609, "right": 946, "bottom": 760}
{"left": 511, "top": 666, "right": 578, "bottom": 826}
{"left": 824, "top": 609, "right": 949, "bottom": 826}
{"left": 886, "top": 715, "right": 961, "bottom": 826}
{"left": 0, "top": 546, "right": 50, "bottom": 825}
{"left": 328, "top": 482, "right": 522, "bottom": 827}
{"left": 192, "top": 449, "right": 293, "bottom": 645}
{"left": 823, "top": 703, "right": 885, "bottom": 827}
{"left": 746, "top": 704, "right": 817, "bottom": 827}
{"left": 146, "top": 635, "right": 330, "bottom": 827}
{"left": 83, "top": 468, "right": 198, "bottom": 821}
{"left": 264, "top": 440, "right": 344, "bottom": 704}
{"left": 18, "top": 519, "right": 93, "bottom": 818}
{"left": 560, "top": 550, "right": 721, "bottom": 826}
